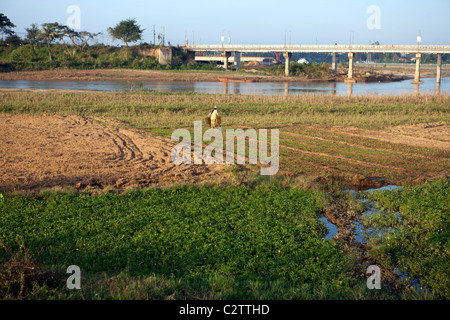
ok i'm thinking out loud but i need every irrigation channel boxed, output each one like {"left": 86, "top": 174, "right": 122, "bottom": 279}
{"left": 319, "top": 185, "right": 429, "bottom": 294}
{"left": 319, "top": 185, "right": 403, "bottom": 243}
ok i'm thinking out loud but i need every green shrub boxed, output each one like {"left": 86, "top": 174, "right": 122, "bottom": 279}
{"left": 364, "top": 179, "right": 450, "bottom": 299}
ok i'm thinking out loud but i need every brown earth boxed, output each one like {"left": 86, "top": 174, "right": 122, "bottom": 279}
{"left": 0, "top": 69, "right": 237, "bottom": 82}
{"left": 0, "top": 114, "right": 226, "bottom": 193}
{"left": 326, "top": 123, "right": 450, "bottom": 150}
{"left": 1, "top": 114, "right": 448, "bottom": 193}
{"left": 278, "top": 122, "right": 449, "bottom": 189}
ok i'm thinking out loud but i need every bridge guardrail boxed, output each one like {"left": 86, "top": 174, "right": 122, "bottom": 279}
{"left": 185, "top": 44, "right": 450, "bottom": 54}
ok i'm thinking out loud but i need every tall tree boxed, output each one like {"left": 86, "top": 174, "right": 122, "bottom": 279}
{"left": 62, "top": 26, "right": 100, "bottom": 52}
{"left": 25, "top": 23, "right": 40, "bottom": 50}
{"left": 107, "top": 18, "right": 144, "bottom": 47}
{"left": 0, "top": 13, "right": 16, "bottom": 40}
{"left": 38, "top": 22, "right": 64, "bottom": 61}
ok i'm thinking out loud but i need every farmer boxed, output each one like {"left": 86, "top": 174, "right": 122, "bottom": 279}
{"left": 209, "top": 106, "right": 219, "bottom": 129}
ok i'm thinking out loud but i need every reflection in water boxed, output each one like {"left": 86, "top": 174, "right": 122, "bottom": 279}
{"left": 331, "top": 82, "right": 336, "bottom": 95}
{"left": 347, "top": 82, "right": 353, "bottom": 96}
{"left": 222, "top": 82, "right": 228, "bottom": 94}
{"left": 232, "top": 83, "right": 241, "bottom": 95}
{"left": 221, "top": 82, "right": 243, "bottom": 95}
{"left": 0, "top": 77, "right": 448, "bottom": 96}
{"left": 414, "top": 83, "right": 420, "bottom": 96}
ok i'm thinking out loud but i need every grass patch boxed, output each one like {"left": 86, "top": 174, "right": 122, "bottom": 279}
{"left": 1, "top": 90, "right": 449, "bottom": 130}
{"left": 361, "top": 178, "right": 450, "bottom": 299}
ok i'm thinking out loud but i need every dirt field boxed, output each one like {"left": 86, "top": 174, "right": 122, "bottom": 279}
{"left": 0, "top": 114, "right": 225, "bottom": 192}
{"left": 278, "top": 121, "right": 450, "bottom": 189}
{"left": 1, "top": 114, "right": 448, "bottom": 192}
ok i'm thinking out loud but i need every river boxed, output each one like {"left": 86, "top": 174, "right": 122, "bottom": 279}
{"left": 0, "top": 77, "right": 448, "bottom": 95}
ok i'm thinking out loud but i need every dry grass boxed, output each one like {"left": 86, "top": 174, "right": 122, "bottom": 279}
{"left": 1, "top": 89, "right": 449, "bottom": 130}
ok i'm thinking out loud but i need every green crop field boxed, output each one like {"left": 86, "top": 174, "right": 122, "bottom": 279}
{"left": 1, "top": 180, "right": 448, "bottom": 299}
{"left": 0, "top": 185, "right": 354, "bottom": 299}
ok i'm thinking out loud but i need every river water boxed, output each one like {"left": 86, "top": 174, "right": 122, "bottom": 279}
{"left": 0, "top": 77, "right": 448, "bottom": 95}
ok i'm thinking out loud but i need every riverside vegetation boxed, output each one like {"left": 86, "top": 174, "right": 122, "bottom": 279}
{"left": 0, "top": 44, "right": 220, "bottom": 72}
{"left": 0, "top": 42, "right": 337, "bottom": 79}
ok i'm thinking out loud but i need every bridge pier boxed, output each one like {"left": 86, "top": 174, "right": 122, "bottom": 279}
{"left": 332, "top": 52, "right": 337, "bottom": 73}
{"left": 222, "top": 51, "right": 231, "bottom": 70}
{"left": 345, "top": 52, "right": 356, "bottom": 83}
{"left": 284, "top": 82, "right": 289, "bottom": 96}
{"left": 412, "top": 53, "right": 423, "bottom": 84}
{"left": 234, "top": 51, "right": 241, "bottom": 68}
{"left": 284, "top": 52, "right": 292, "bottom": 77}
{"left": 186, "top": 50, "right": 196, "bottom": 64}
{"left": 436, "top": 53, "right": 442, "bottom": 84}
{"left": 347, "top": 82, "right": 354, "bottom": 96}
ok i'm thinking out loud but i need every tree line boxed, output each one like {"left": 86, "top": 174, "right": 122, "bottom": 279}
{"left": 1, "top": 13, "right": 146, "bottom": 61}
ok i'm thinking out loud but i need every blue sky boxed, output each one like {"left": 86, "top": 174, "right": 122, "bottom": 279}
{"left": 2, "top": 0, "right": 450, "bottom": 45}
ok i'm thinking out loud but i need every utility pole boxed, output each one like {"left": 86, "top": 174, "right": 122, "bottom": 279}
{"left": 153, "top": 25, "right": 155, "bottom": 46}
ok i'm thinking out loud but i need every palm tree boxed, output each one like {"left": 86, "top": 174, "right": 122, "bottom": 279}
{"left": 38, "top": 23, "right": 64, "bottom": 61}
{"left": 25, "top": 23, "right": 40, "bottom": 51}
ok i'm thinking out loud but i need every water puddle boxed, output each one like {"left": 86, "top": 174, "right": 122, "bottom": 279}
{"left": 353, "top": 185, "right": 403, "bottom": 244}
{"left": 319, "top": 184, "right": 430, "bottom": 295}
{"left": 319, "top": 216, "right": 338, "bottom": 240}
{"left": 319, "top": 185, "right": 403, "bottom": 241}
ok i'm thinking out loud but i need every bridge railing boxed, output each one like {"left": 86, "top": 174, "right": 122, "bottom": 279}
{"left": 185, "top": 44, "right": 450, "bottom": 54}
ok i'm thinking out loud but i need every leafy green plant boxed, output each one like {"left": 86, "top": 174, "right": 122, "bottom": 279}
{"left": 363, "top": 179, "right": 450, "bottom": 299}
{"left": 0, "top": 185, "right": 370, "bottom": 299}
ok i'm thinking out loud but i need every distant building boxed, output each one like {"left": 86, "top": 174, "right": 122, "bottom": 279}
{"left": 297, "top": 58, "right": 310, "bottom": 64}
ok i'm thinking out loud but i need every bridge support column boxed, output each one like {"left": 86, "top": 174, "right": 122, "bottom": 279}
{"left": 222, "top": 51, "right": 231, "bottom": 70}
{"left": 332, "top": 52, "right": 337, "bottom": 73}
{"left": 436, "top": 53, "right": 442, "bottom": 85}
{"left": 345, "top": 52, "right": 355, "bottom": 83}
{"left": 234, "top": 51, "right": 241, "bottom": 68}
{"left": 186, "top": 51, "right": 195, "bottom": 64}
{"left": 412, "top": 53, "right": 423, "bottom": 84}
{"left": 284, "top": 52, "right": 292, "bottom": 77}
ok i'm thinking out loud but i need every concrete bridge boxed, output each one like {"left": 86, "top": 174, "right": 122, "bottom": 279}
{"left": 195, "top": 55, "right": 276, "bottom": 64}
{"left": 185, "top": 44, "right": 450, "bottom": 84}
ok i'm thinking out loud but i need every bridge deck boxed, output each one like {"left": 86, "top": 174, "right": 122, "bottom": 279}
{"left": 186, "top": 44, "right": 450, "bottom": 54}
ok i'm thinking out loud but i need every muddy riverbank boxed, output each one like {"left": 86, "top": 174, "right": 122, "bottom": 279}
{"left": 1, "top": 65, "right": 444, "bottom": 83}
